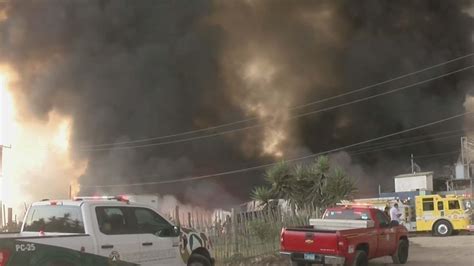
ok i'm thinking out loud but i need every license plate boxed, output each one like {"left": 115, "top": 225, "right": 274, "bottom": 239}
{"left": 304, "top": 253, "right": 316, "bottom": 260}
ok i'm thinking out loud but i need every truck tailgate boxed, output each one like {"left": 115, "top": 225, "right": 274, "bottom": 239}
{"left": 282, "top": 228, "right": 339, "bottom": 254}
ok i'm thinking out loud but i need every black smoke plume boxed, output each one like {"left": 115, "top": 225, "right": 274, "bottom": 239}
{"left": 0, "top": 0, "right": 472, "bottom": 207}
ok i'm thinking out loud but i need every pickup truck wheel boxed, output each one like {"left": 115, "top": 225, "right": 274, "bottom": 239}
{"left": 188, "top": 253, "right": 211, "bottom": 266}
{"left": 351, "top": 250, "right": 368, "bottom": 266}
{"left": 433, "top": 220, "right": 452, "bottom": 237}
{"left": 391, "top": 239, "right": 409, "bottom": 264}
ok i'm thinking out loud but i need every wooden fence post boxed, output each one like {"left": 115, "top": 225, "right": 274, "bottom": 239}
{"left": 231, "top": 208, "right": 238, "bottom": 254}
{"left": 175, "top": 206, "right": 180, "bottom": 226}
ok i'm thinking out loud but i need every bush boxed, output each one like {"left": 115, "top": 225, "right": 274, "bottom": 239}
{"left": 248, "top": 220, "right": 277, "bottom": 242}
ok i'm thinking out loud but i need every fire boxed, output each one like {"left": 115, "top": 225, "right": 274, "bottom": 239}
{"left": 0, "top": 69, "right": 87, "bottom": 211}
{"left": 54, "top": 119, "right": 71, "bottom": 152}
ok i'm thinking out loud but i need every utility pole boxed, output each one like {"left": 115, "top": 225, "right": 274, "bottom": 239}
{"left": 0, "top": 144, "right": 11, "bottom": 229}
{"left": 411, "top": 154, "right": 415, "bottom": 173}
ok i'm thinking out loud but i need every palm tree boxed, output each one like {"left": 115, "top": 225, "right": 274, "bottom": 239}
{"left": 251, "top": 156, "right": 357, "bottom": 218}
{"left": 251, "top": 186, "right": 274, "bottom": 208}
{"left": 325, "top": 167, "right": 357, "bottom": 206}
{"left": 264, "top": 161, "right": 293, "bottom": 200}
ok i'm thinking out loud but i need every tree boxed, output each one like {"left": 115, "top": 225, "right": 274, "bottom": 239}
{"left": 264, "top": 161, "right": 294, "bottom": 200}
{"left": 324, "top": 167, "right": 357, "bottom": 206}
{"left": 251, "top": 186, "right": 274, "bottom": 208}
{"left": 251, "top": 155, "right": 357, "bottom": 216}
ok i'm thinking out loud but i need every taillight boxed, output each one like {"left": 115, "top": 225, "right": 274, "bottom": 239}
{"left": 280, "top": 228, "right": 285, "bottom": 249}
{"left": 0, "top": 250, "right": 11, "bottom": 266}
{"left": 337, "top": 237, "right": 347, "bottom": 252}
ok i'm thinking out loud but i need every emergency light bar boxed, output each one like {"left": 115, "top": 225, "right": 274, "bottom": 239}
{"left": 336, "top": 202, "right": 376, "bottom": 208}
{"left": 74, "top": 195, "right": 130, "bottom": 203}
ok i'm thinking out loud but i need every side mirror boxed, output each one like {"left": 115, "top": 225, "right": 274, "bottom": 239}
{"left": 173, "top": 226, "right": 181, "bottom": 237}
{"left": 389, "top": 220, "right": 399, "bottom": 227}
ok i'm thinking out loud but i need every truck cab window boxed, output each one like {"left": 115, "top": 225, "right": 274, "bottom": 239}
{"left": 133, "top": 208, "right": 172, "bottom": 236}
{"left": 437, "top": 201, "right": 444, "bottom": 211}
{"left": 23, "top": 206, "right": 84, "bottom": 233}
{"left": 96, "top": 207, "right": 132, "bottom": 235}
{"left": 448, "top": 200, "right": 460, "bottom": 210}
{"left": 422, "top": 198, "right": 434, "bottom": 211}
{"left": 375, "top": 210, "right": 390, "bottom": 227}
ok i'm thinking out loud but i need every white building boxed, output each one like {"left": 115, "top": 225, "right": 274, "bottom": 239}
{"left": 394, "top": 171, "right": 434, "bottom": 193}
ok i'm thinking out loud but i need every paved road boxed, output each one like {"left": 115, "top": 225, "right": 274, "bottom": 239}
{"left": 371, "top": 234, "right": 474, "bottom": 265}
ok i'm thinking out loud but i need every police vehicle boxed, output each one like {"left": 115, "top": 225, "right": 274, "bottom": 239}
{"left": 0, "top": 196, "right": 214, "bottom": 266}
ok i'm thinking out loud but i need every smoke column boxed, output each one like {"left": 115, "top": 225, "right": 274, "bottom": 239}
{"left": 0, "top": 0, "right": 472, "bottom": 207}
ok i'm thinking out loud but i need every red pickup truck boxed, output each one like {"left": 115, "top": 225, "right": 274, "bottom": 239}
{"left": 280, "top": 206, "right": 409, "bottom": 266}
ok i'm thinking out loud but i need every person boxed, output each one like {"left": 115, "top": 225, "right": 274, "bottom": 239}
{"left": 390, "top": 203, "right": 402, "bottom": 222}
{"left": 384, "top": 206, "right": 390, "bottom": 218}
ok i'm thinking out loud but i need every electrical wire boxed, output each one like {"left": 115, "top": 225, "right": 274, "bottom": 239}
{"left": 78, "top": 65, "right": 474, "bottom": 152}
{"left": 414, "top": 150, "right": 460, "bottom": 159}
{"left": 347, "top": 129, "right": 464, "bottom": 152}
{"left": 82, "top": 110, "right": 473, "bottom": 188}
{"left": 349, "top": 133, "right": 462, "bottom": 156}
{"left": 78, "top": 53, "right": 474, "bottom": 148}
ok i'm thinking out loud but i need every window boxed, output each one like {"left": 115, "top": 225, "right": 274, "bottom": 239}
{"left": 463, "top": 200, "right": 472, "bottom": 210}
{"left": 324, "top": 209, "right": 372, "bottom": 221}
{"left": 437, "top": 201, "right": 444, "bottom": 211}
{"left": 375, "top": 210, "right": 390, "bottom": 228}
{"left": 133, "top": 208, "right": 172, "bottom": 236}
{"left": 23, "top": 205, "right": 84, "bottom": 233}
{"left": 422, "top": 198, "right": 434, "bottom": 211}
{"left": 96, "top": 207, "right": 133, "bottom": 235}
{"left": 448, "top": 200, "right": 460, "bottom": 210}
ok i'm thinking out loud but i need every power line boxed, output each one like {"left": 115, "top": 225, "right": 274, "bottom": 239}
{"left": 79, "top": 53, "right": 474, "bottom": 149}
{"left": 83, "top": 111, "right": 473, "bottom": 188}
{"left": 414, "top": 150, "right": 460, "bottom": 159}
{"left": 350, "top": 133, "right": 463, "bottom": 155}
{"left": 78, "top": 65, "right": 474, "bottom": 152}
{"left": 347, "top": 129, "right": 464, "bottom": 151}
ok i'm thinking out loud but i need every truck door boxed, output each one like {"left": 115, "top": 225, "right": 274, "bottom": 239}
{"left": 417, "top": 197, "right": 435, "bottom": 231}
{"left": 447, "top": 199, "right": 463, "bottom": 230}
{"left": 130, "top": 207, "right": 181, "bottom": 266}
{"left": 437, "top": 201, "right": 445, "bottom": 217}
{"left": 94, "top": 206, "right": 141, "bottom": 264}
{"left": 375, "top": 210, "right": 397, "bottom": 257}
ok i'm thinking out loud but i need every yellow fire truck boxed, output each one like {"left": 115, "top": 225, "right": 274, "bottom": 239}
{"left": 343, "top": 194, "right": 472, "bottom": 236}
{"left": 412, "top": 194, "right": 471, "bottom": 236}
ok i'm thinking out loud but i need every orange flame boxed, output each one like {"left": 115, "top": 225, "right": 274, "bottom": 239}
{"left": 0, "top": 68, "right": 87, "bottom": 209}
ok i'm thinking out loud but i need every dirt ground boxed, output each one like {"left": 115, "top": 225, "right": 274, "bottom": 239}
{"left": 370, "top": 234, "right": 474, "bottom": 266}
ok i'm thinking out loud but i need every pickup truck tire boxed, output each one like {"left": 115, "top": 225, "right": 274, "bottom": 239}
{"left": 433, "top": 220, "right": 452, "bottom": 237}
{"left": 351, "top": 250, "right": 368, "bottom": 266}
{"left": 188, "top": 253, "right": 212, "bottom": 266}
{"left": 391, "top": 239, "right": 409, "bottom": 264}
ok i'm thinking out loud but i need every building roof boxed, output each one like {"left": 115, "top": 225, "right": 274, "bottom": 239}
{"left": 394, "top": 171, "right": 434, "bottom": 179}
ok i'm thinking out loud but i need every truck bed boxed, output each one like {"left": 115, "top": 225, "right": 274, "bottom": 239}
{"left": 282, "top": 220, "right": 378, "bottom": 256}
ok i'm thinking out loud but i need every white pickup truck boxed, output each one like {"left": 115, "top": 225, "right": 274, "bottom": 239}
{"left": 0, "top": 196, "right": 214, "bottom": 266}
